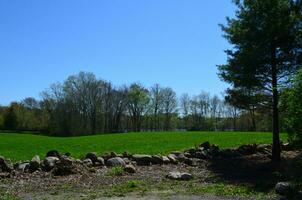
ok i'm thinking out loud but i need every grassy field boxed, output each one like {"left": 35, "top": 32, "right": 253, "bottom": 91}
{"left": 0, "top": 131, "right": 287, "bottom": 161}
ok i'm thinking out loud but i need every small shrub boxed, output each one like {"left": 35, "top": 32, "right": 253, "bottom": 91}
{"left": 107, "top": 167, "right": 124, "bottom": 176}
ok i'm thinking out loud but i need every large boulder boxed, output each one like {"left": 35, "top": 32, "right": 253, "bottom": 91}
{"left": 53, "top": 156, "right": 74, "bottom": 176}
{"left": 166, "top": 172, "right": 193, "bottom": 181}
{"left": 0, "top": 156, "right": 12, "bottom": 173}
{"left": 15, "top": 162, "right": 30, "bottom": 172}
{"left": 132, "top": 154, "right": 152, "bottom": 166}
{"left": 275, "top": 182, "right": 296, "bottom": 197}
{"left": 151, "top": 155, "right": 163, "bottom": 165}
{"left": 46, "top": 150, "right": 61, "bottom": 158}
{"left": 106, "top": 157, "right": 126, "bottom": 167}
{"left": 42, "top": 157, "right": 59, "bottom": 172}
{"left": 29, "top": 155, "right": 41, "bottom": 172}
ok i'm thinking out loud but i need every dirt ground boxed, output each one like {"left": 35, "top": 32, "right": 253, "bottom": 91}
{"left": 1, "top": 150, "right": 301, "bottom": 200}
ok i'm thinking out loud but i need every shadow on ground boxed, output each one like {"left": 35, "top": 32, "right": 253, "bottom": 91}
{"left": 207, "top": 151, "right": 302, "bottom": 193}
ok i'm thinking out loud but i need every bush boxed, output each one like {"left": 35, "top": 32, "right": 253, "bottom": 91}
{"left": 281, "top": 69, "right": 302, "bottom": 145}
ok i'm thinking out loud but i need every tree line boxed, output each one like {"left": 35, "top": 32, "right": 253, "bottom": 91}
{"left": 0, "top": 72, "right": 276, "bottom": 136}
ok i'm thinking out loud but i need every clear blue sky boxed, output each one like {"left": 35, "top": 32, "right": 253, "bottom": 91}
{"left": 0, "top": 0, "right": 235, "bottom": 105}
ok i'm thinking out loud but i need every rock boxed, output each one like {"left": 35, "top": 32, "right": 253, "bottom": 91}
{"left": 53, "top": 157, "right": 74, "bottom": 176}
{"left": 275, "top": 182, "right": 296, "bottom": 197}
{"left": 195, "top": 150, "right": 210, "bottom": 159}
{"left": 124, "top": 164, "right": 136, "bottom": 173}
{"left": 29, "top": 155, "right": 40, "bottom": 172}
{"left": 186, "top": 148, "right": 197, "bottom": 157}
{"left": 184, "top": 158, "right": 201, "bottom": 166}
{"left": 106, "top": 157, "right": 126, "bottom": 167}
{"left": 42, "top": 157, "right": 59, "bottom": 172}
{"left": 220, "top": 149, "right": 241, "bottom": 158}
{"left": 184, "top": 152, "right": 192, "bottom": 158}
{"left": 170, "top": 151, "right": 183, "bottom": 156}
{"left": 85, "top": 152, "right": 98, "bottom": 164}
{"left": 0, "top": 156, "right": 12, "bottom": 173}
{"left": 151, "top": 155, "right": 163, "bottom": 165}
{"left": 15, "top": 162, "right": 30, "bottom": 172}
{"left": 166, "top": 172, "right": 193, "bottom": 181}
{"left": 83, "top": 158, "right": 93, "bottom": 167}
{"left": 199, "top": 141, "right": 211, "bottom": 150}
{"left": 96, "top": 157, "right": 105, "bottom": 166}
{"left": 282, "top": 143, "right": 294, "bottom": 151}
{"left": 237, "top": 144, "right": 257, "bottom": 155}
{"left": 257, "top": 144, "right": 271, "bottom": 155}
{"left": 169, "top": 153, "right": 186, "bottom": 162}
{"left": 110, "top": 152, "right": 118, "bottom": 157}
{"left": 123, "top": 151, "right": 131, "bottom": 158}
{"left": 132, "top": 154, "right": 152, "bottom": 166}
{"left": 162, "top": 156, "right": 170, "bottom": 164}
{"left": 46, "top": 150, "right": 61, "bottom": 158}
{"left": 167, "top": 155, "right": 178, "bottom": 164}
{"left": 123, "top": 157, "right": 131, "bottom": 164}
{"left": 183, "top": 158, "right": 193, "bottom": 166}
{"left": 208, "top": 145, "right": 220, "bottom": 157}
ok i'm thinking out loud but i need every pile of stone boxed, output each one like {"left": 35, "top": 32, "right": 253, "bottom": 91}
{"left": 275, "top": 182, "right": 302, "bottom": 200}
{"left": 0, "top": 142, "right": 295, "bottom": 178}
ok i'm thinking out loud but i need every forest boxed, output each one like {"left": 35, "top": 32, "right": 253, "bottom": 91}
{"left": 0, "top": 71, "right": 283, "bottom": 136}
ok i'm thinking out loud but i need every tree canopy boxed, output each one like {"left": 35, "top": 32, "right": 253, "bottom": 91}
{"left": 218, "top": 0, "right": 302, "bottom": 161}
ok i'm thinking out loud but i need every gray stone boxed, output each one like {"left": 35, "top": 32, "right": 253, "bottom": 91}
{"left": 106, "top": 157, "right": 126, "bottom": 167}
{"left": 43, "top": 156, "right": 59, "bottom": 171}
{"left": 199, "top": 141, "right": 211, "bottom": 150}
{"left": 83, "top": 158, "right": 93, "bottom": 167}
{"left": 151, "top": 155, "right": 163, "bottom": 165}
{"left": 29, "top": 155, "right": 40, "bottom": 172}
{"left": 195, "top": 150, "right": 209, "bottom": 159}
{"left": 46, "top": 150, "right": 61, "bottom": 158}
{"left": 53, "top": 156, "right": 74, "bottom": 176}
{"left": 132, "top": 154, "right": 152, "bottom": 166}
{"left": 169, "top": 153, "right": 185, "bottom": 162}
{"left": 275, "top": 182, "right": 296, "bottom": 197}
{"left": 167, "top": 155, "right": 178, "bottom": 164}
{"left": 124, "top": 164, "right": 136, "bottom": 173}
{"left": 85, "top": 152, "right": 98, "bottom": 164}
{"left": 16, "top": 162, "right": 30, "bottom": 172}
{"left": 96, "top": 157, "right": 105, "bottom": 166}
{"left": 0, "top": 156, "right": 12, "bottom": 173}
{"left": 162, "top": 156, "right": 170, "bottom": 164}
{"left": 166, "top": 172, "right": 193, "bottom": 181}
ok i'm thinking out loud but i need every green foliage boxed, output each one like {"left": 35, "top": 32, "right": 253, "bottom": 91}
{"left": 107, "top": 167, "right": 124, "bottom": 176}
{"left": 0, "top": 131, "right": 287, "bottom": 161}
{"left": 281, "top": 70, "right": 302, "bottom": 145}
{"left": 4, "top": 103, "right": 18, "bottom": 130}
{"left": 218, "top": 0, "right": 302, "bottom": 160}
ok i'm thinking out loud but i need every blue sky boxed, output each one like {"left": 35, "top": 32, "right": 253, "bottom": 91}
{"left": 0, "top": 0, "right": 236, "bottom": 105}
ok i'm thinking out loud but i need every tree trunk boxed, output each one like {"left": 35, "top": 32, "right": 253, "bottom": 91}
{"left": 271, "top": 46, "right": 281, "bottom": 162}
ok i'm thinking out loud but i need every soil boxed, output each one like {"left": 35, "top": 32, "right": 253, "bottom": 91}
{"left": 1, "top": 150, "right": 301, "bottom": 200}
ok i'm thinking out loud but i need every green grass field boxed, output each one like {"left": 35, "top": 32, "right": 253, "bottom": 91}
{"left": 0, "top": 131, "right": 287, "bottom": 161}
